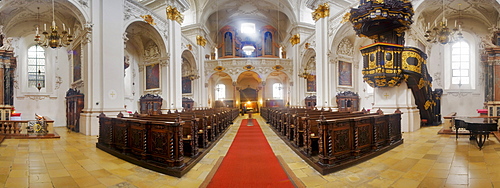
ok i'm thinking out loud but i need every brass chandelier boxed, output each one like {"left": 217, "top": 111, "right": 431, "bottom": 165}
{"left": 424, "top": 2, "right": 463, "bottom": 44}
{"left": 34, "top": 0, "right": 73, "bottom": 48}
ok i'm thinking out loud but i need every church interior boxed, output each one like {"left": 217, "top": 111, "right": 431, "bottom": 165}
{"left": 2, "top": 0, "right": 500, "bottom": 187}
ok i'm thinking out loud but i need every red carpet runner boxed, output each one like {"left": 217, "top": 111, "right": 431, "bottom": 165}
{"left": 207, "top": 119, "right": 295, "bottom": 187}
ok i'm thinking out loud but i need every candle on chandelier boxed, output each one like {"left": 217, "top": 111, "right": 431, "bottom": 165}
{"left": 63, "top": 23, "right": 66, "bottom": 31}
{"left": 44, "top": 23, "right": 47, "bottom": 31}
{"left": 36, "top": 27, "right": 39, "bottom": 35}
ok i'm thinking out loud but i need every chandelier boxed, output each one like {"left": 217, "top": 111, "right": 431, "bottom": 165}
{"left": 241, "top": 41, "right": 255, "bottom": 56}
{"left": 424, "top": 2, "right": 463, "bottom": 44}
{"left": 299, "top": 68, "right": 311, "bottom": 79}
{"left": 34, "top": 0, "right": 73, "bottom": 48}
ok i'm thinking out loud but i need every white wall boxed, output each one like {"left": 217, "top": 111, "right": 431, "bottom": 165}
{"left": 13, "top": 36, "right": 72, "bottom": 127}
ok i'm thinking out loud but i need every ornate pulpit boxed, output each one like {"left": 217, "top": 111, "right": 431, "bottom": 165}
{"left": 350, "top": 0, "right": 442, "bottom": 126}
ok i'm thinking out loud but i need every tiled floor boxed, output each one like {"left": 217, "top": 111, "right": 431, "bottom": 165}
{"left": 1, "top": 114, "right": 500, "bottom": 187}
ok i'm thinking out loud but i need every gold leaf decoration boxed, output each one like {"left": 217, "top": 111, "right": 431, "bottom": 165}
{"left": 290, "top": 34, "right": 300, "bottom": 46}
{"left": 273, "top": 65, "right": 284, "bottom": 71}
{"left": 196, "top": 35, "right": 207, "bottom": 47}
{"left": 214, "top": 66, "right": 225, "bottom": 72}
{"left": 166, "top": 6, "right": 184, "bottom": 24}
{"left": 141, "top": 15, "right": 156, "bottom": 25}
{"left": 243, "top": 65, "right": 254, "bottom": 70}
{"left": 312, "top": 3, "right": 330, "bottom": 22}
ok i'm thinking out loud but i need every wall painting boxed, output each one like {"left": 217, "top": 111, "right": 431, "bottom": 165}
{"left": 146, "top": 63, "right": 160, "bottom": 90}
{"left": 307, "top": 75, "right": 316, "bottom": 92}
{"left": 73, "top": 44, "right": 82, "bottom": 82}
{"left": 182, "top": 76, "right": 192, "bottom": 94}
{"left": 339, "top": 61, "right": 352, "bottom": 86}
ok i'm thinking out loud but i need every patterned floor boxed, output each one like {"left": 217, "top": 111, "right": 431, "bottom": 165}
{"left": 0, "top": 114, "right": 499, "bottom": 187}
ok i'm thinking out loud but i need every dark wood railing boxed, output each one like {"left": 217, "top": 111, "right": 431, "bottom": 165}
{"left": 0, "top": 116, "right": 55, "bottom": 137}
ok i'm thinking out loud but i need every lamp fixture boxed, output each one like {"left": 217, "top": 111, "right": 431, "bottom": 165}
{"left": 34, "top": 0, "right": 73, "bottom": 48}
{"left": 424, "top": 2, "right": 463, "bottom": 44}
{"left": 241, "top": 41, "right": 255, "bottom": 56}
{"left": 187, "top": 69, "right": 199, "bottom": 80}
{"left": 35, "top": 44, "right": 43, "bottom": 91}
{"left": 299, "top": 68, "right": 311, "bottom": 79}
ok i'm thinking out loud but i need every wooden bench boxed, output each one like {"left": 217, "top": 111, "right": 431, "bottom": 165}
{"left": 260, "top": 107, "right": 404, "bottom": 175}
{"left": 96, "top": 107, "right": 238, "bottom": 177}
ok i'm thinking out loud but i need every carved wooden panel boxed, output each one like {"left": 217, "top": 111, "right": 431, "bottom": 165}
{"left": 98, "top": 116, "right": 112, "bottom": 146}
{"left": 129, "top": 121, "right": 147, "bottom": 157}
{"left": 112, "top": 123, "right": 127, "bottom": 151}
{"left": 139, "top": 94, "right": 162, "bottom": 115}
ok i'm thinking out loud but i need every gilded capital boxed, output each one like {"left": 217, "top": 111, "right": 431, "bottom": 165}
{"left": 166, "top": 6, "right": 184, "bottom": 24}
{"left": 289, "top": 34, "right": 300, "bottom": 46}
{"left": 196, "top": 35, "right": 207, "bottom": 47}
{"left": 312, "top": 3, "right": 330, "bottom": 22}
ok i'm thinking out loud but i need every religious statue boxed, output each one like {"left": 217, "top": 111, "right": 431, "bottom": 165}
{"left": 0, "top": 37, "right": 13, "bottom": 51}
{"left": 480, "top": 36, "right": 497, "bottom": 49}
{"left": 144, "top": 43, "right": 159, "bottom": 58}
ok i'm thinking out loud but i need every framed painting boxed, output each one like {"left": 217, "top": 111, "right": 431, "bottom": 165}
{"left": 306, "top": 75, "right": 316, "bottom": 92}
{"left": 72, "top": 44, "right": 82, "bottom": 82}
{"left": 145, "top": 63, "right": 160, "bottom": 90}
{"left": 339, "top": 61, "right": 352, "bottom": 86}
{"left": 182, "top": 76, "right": 192, "bottom": 94}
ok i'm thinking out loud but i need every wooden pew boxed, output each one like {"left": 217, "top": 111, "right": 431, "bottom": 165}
{"left": 128, "top": 114, "right": 201, "bottom": 157}
{"left": 97, "top": 113, "right": 184, "bottom": 167}
{"left": 316, "top": 112, "right": 402, "bottom": 165}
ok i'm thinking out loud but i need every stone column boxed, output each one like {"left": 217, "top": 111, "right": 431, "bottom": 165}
{"left": 164, "top": 3, "right": 188, "bottom": 112}
{"left": 313, "top": 3, "right": 332, "bottom": 109}
{"left": 195, "top": 33, "right": 208, "bottom": 108}
{"left": 80, "top": 0, "right": 125, "bottom": 135}
{"left": 290, "top": 35, "right": 301, "bottom": 107}
{"left": 373, "top": 82, "right": 420, "bottom": 132}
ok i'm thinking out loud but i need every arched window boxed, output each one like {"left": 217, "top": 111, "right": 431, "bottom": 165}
{"left": 215, "top": 84, "right": 226, "bottom": 100}
{"left": 444, "top": 32, "right": 476, "bottom": 90}
{"left": 27, "top": 45, "right": 45, "bottom": 89}
{"left": 451, "top": 41, "right": 470, "bottom": 86}
{"left": 273, "top": 83, "right": 283, "bottom": 99}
